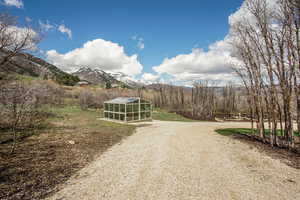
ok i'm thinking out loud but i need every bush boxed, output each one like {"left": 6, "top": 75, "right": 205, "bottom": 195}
{"left": 79, "top": 89, "right": 118, "bottom": 110}
{"left": 79, "top": 90, "right": 95, "bottom": 110}
{"left": 31, "top": 80, "right": 65, "bottom": 106}
{"left": 0, "top": 80, "right": 63, "bottom": 153}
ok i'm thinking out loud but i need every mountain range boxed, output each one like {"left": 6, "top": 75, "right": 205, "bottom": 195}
{"left": 72, "top": 67, "right": 145, "bottom": 88}
{"left": 0, "top": 51, "right": 145, "bottom": 88}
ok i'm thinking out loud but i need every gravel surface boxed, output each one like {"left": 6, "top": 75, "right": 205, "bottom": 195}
{"left": 48, "top": 121, "right": 300, "bottom": 200}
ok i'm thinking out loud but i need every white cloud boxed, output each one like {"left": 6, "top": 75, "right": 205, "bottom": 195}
{"left": 58, "top": 24, "right": 72, "bottom": 39}
{"left": 3, "top": 0, "right": 23, "bottom": 8}
{"left": 153, "top": 36, "right": 238, "bottom": 83}
{"left": 152, "top": 0, "right": 279, "bottom": 84}
{"left": 38, "top": 20, "right": 73, "bottom": 39}
{"left": 4, "top": 25, "right": 38, "bottom": 51}
{"left": 132, "top": 35, "right": 145, "bottom": 50}
{"left": 39, "top": 20, "right": 54, "bottom": 32}
{"left": 46, "top": 38, "right": 143, "bottom": 76}
{"left": 141, "top": 73, "right": 159, "bottom": 84}
{"left": 228, "top": 0, "right": 278, "bottom": 27}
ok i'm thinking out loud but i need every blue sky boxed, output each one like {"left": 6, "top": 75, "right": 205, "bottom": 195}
{"left": 1, "top": 0, "right": 244, "bottom": 84}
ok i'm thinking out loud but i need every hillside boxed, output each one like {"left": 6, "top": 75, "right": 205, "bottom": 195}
{"left": 0, "top": 50, "right": 80, "bottom": 86}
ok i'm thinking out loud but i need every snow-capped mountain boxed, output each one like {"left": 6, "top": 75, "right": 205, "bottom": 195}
{"left": 110, "top": 72, "right": 145, "bottom": 88}
{"left": 72, "top": 67, "right": 120, "bottom": 85}
{"left": 72, "top": 67, "right": 144, "bottom": 88}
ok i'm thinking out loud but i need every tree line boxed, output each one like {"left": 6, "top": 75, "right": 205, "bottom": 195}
{"left": 146, "top": 82, "right": 246, "bottom": 121}
{"left": 231, "top": 0, "right": 300, "bottom": 149}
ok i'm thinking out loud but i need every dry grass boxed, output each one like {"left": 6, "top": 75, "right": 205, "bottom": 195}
{"left": 0, "top": 106, "right": 135, "bottom": 200}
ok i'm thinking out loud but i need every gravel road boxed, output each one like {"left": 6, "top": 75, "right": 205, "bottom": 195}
{"left": 48, "top": 121, "right": 300, "bottom": 200}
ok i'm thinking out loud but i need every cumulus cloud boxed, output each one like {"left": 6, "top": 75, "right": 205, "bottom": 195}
{"left": 153, "top": 36, "right": 238, "bottom": 83}
{"left": 46, "top": 38, "right": 143, "bottom": 76}
{"left": 152, "top": 0, "right": 279, "bottom": 84}
{"left": 58, "top": 24, "right": 72, "bottom": 39}
{"left": 132, "top": 35, "right": 145, "bottom": 50}
{"left": 141, "top": 73, "right": 160, "bottom": 84}
{"left": 3, "top": 0, "right": 23, "bottom": 8}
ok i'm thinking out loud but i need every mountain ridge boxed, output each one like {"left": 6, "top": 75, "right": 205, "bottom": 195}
{"left": 0, "top": 50, "right": 80, "bottom": 85}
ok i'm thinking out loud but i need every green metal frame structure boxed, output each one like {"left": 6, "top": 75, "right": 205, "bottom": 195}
{"left": 103, "top": 97, "right": 152, "bottom": 122}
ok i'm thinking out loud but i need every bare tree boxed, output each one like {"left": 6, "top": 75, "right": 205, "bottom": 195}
{"left": 231, "top": 0, "right": 300, "bottom": 149}
{"left": 0, "top": 13, "right": 41, "bottom": 67}
{"left": 79, "top": 90, "right": 95, "bottom": 110}
{"left": 0, "top": 81, "right": 44, "bottom": 154}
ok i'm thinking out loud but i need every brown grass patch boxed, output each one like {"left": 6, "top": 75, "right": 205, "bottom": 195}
{"left": 0, "top": 106, "right": 135, "bottom": 200}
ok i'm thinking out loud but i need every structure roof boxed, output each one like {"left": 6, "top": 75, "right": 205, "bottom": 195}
{"left": 104, "top": 97, "right": 140, "bottom": 104}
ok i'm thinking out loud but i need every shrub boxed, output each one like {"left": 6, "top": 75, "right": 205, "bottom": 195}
{"left": 0, "top": 80, "right": 62, "bottom": 153}
{"left": 79, "top": 90, "right": 95, "bottom": 110}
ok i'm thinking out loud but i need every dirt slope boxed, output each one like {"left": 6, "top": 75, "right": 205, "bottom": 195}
{"left": 48, "top": 121, "right": 300, "bottom": 200}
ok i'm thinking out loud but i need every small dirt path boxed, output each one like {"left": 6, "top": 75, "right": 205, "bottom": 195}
{"left": 48, "top": 121, "right": 300, "bottom": 200}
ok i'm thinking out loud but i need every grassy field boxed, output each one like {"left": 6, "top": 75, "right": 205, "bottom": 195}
{"left": 152, "top": 109, "right": 199, "bottom": 122}
{"left": 216, "top": 128, "right": 299, "bottom": 136}
{"left": 0, "top": 106, "right": 136, "bottom": 200}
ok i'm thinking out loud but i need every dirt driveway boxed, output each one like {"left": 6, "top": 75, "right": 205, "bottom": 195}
{"left": 48, "top": 121, "right": 300, "bottom": 200}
